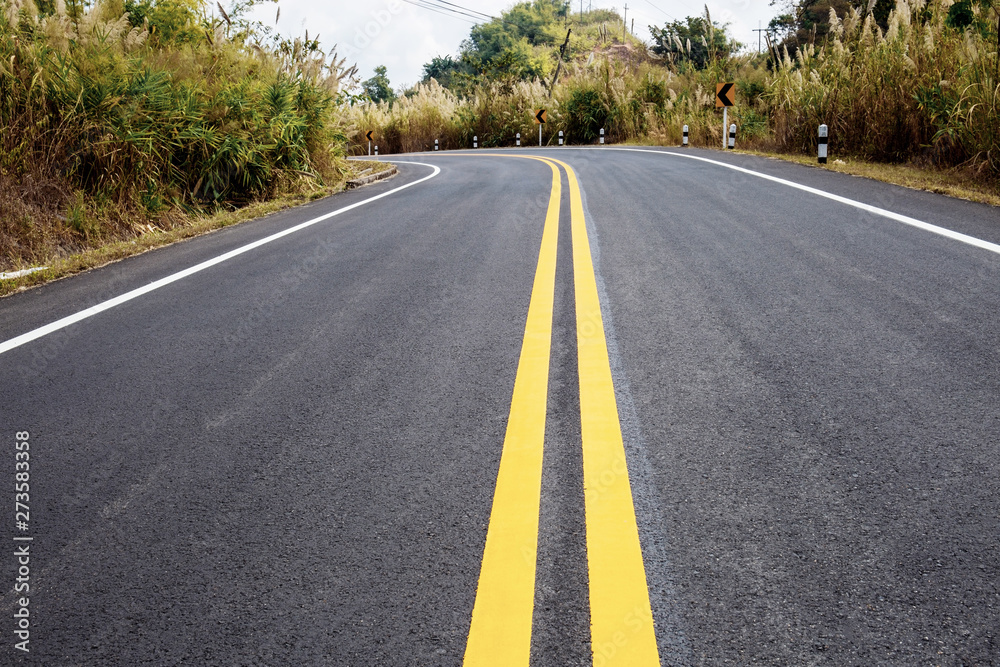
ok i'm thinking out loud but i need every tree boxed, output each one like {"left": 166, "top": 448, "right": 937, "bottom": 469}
{"left": 649, "top": 12, "right": 739, "bottom": 69}
{"left": 453, "top": 0, "right": 567, "bottom": 83}
{"left": 422, "top": 55, "right": 468, "bottom": 89}
{"left": 362, "top": 65, "right": 396, "bottom": 105}
{"left": 461, "top": 38, "right": 548, "bottom": 81}
{"left": 945, "top": 0, "right": 1000, "bottom": 82}
{"left": 945, "top": 0, "right": 1000, "bottom": 32}
{"left": 419, "top": 0, "right": 613, "bottom": 90}
{"left": 946, "top": 0, "right": 977, "bottom": 28}
{"left": 466, "top": 0, "right": 567, "bottom": 61}
{"left": 124, "top": 0, "right": 206, "bottom": 45}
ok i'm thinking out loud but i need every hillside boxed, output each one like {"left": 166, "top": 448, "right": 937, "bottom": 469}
{"left": 415, "top": 2, "right": 650, "bottom": 94}
{"left": 349, "top": 0, "right": 1000, "bottom": 194}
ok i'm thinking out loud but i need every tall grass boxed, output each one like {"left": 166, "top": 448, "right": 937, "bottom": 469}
{"left": 345, "top": 39, "right": 763, "bottom": 154}
{"left": 5, "top": 0, "right": 997, "bottom": 270}
{"left": 0, "top": 0, "right": 353, "bottom": 269}
{"left": 765, "top": 0, "right": 988, "bottom": 164}
{"left": 345, "top": 58, "right": 727, "bottom": 152}
{"left": 349, "top": 0, "right": 999, "bottom": 186}
{"left": 346, "top": 77, "right": 549, "bottom": 153}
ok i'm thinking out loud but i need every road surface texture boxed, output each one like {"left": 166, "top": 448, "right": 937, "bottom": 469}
{"left": 1, "top": 147, "right": 998, "bottom": 665}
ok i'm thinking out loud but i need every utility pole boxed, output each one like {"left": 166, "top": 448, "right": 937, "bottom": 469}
{"left": 752, "top": 20, "right": 766, "bottom": 53}
{"left": 548, "top": 29, "right": 572, "bottom": 96}
{"left": 623, "top": 4, "right": 628, "bottom": 41}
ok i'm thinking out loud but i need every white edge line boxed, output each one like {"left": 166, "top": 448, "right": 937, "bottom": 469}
{"left": 0, "top": 267, "right": 49, "bottom": 280}
{"left": 0, "top": 161, "right": 440, "bottom": 356}
{"left": 475, "top": 145, "right": 1000, "bottom": 257}
{"left": 608, "top": 147, "right": 1000, "bottom": 257}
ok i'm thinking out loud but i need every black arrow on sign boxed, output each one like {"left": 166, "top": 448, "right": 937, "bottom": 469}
{"left": 535, "top": 109, "right": 546, "bottom": 124}
{"left": 716, "top": 83, "right": 734, "bottom": 106}
{"left": 366, "top": 130, "right": 373, "bottom": 141}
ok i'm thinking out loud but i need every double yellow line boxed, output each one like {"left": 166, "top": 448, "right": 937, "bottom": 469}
{"left": 463, "top": 156, "right": 660, "bottom": 666}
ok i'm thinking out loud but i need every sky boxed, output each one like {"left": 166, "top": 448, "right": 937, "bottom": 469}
{"left": 246, "top": 0, "right": 783, "bottom": 91}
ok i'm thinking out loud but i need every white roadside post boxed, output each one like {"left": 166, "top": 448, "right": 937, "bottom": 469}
{"left": 558, "top": 130, "right": 564, "bottom": 146}
{"left": 716, "top": 82, "right": 734, "bottom": 149}
{"left": 473, "top": 135, "right": 478, "bottom": 149}
{"left": 683, "top": 124, "right": 689, "bottom": 146}
{"left": 374, "top": 145, "right": 379, "bottom": 157}
{"left": 539, "top": 123, "right": 542, "bottom": 147}
{"left": 818, "top": 124, "right": 829, "bottom": 164}
{"left": 728, "top": 124, "right": 736, "bottom": 150}
{"left": 722, "top": 107, "right": 727, "bottom": 149}
{"left": 516, "top": 133, "right": 521, "bottom": 147}
{"left": 434, "top": 139, "right": 439, "bottom": 151}
{"left": 600, "top": 128, "right": 605, "bottom": 144}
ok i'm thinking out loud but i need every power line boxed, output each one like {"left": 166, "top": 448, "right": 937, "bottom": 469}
{"left": 401, "top": 0, "right": 573, "bottom": 35}
{"left": 401, "top": 0, "right": 479, "bottom": 24}
{"left": 627, "top": 6, "right": 669, "bottom": 36}
{"left": 403, "top": 0, "right": 502, "bottom": 25}
{"left": 642, "top": 0, "right": 724, "bottom": 24}
{"left": 643, "top": 0, "right": 678, "bottom": 22}
{"left": 415, "top": 0, "right": 492, "bottom": 23}
{"left": 425, "top": 0, "right": 495, "bottom": 22}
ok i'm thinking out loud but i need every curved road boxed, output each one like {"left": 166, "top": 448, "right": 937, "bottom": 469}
{"left": 1, "top": 148, "right": 998, "bottom": 665}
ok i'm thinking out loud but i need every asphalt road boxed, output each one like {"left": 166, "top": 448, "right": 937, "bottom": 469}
{"left": 1, "top": 147, "right": 998, "bottom": 666}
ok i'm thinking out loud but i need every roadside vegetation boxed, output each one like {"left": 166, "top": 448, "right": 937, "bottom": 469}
{"left": 0, "top": 0, "right": 360, "bottom": 274}
{"left": 4, "top": 0, "right": 1000, "bottom": 281}
{"left": 348, "top": 0, "right": 1000, "bottom": 194}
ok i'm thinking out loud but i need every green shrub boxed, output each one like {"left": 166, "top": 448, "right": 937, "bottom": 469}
{"left": 563, "top": 87, "right": 609, "bottom": 143}
{"left": 0, "top": 0, "right": 353, "bottom": 268}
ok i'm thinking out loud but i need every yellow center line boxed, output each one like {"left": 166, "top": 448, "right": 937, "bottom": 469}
{"left": 545, "top": 156, "right": 660, "bottom": 667}
{"left": 463, "top": 157, "right": 561, "bottom": 666}
{"left": 461, "top": 153, "right": 659, "bottom": 666}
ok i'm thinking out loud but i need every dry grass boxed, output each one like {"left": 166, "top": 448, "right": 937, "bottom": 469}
{"left": 0, "top": 0, "right": 355, "bottom": 272}
{"left": 0, "top": 161, "right": 392, "bottom": 298}
{"left": 348, "top": 0, "right": 1000, "bottom": 188}
{"left": 724, "top": 147, "right": 1000, "bottom": 207}
{"left": 766, "top": 0, "right": 1000, "bottom": 171}
{"left": 8, "top": 0, "right": 997, "bottom": 299}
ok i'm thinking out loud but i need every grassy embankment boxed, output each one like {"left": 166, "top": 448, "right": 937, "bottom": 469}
{"left": 347, "top": 0, "right": 1000, "bottom": 203}
{"left": 0, "top": 0, "right": 382, "bottom": 294}
{"left": 4, "top": 0, "right": 999, "bottom": 297}
{"left": 0, "top": 158, "right": 389, "bottom": 296}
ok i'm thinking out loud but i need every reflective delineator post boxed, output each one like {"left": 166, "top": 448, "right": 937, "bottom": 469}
{"left": 600, "top": 128, "right": 605, "bottom": 145}
{"left": 728, "top": 124, "right": 736, "bottom": 150}
{"left": 434, "top": 139, "right": 439, "bottom": 151}
{"left": 473, "top": 135, "right": 478, "bottom": 149}
{"left": 516, "top": 133, "right": 521, "bottom": 147}
{"left": 683, "top": 124, "right": 689, "bottom": 147}
{"left": 374, "top": 145, "right": 379, "bottom": 157}
{"left": 558, "top": 130, "right": 564, "bottom": 146}
{"left": 818, "top": 124, "right": 828, "bottom": 164}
